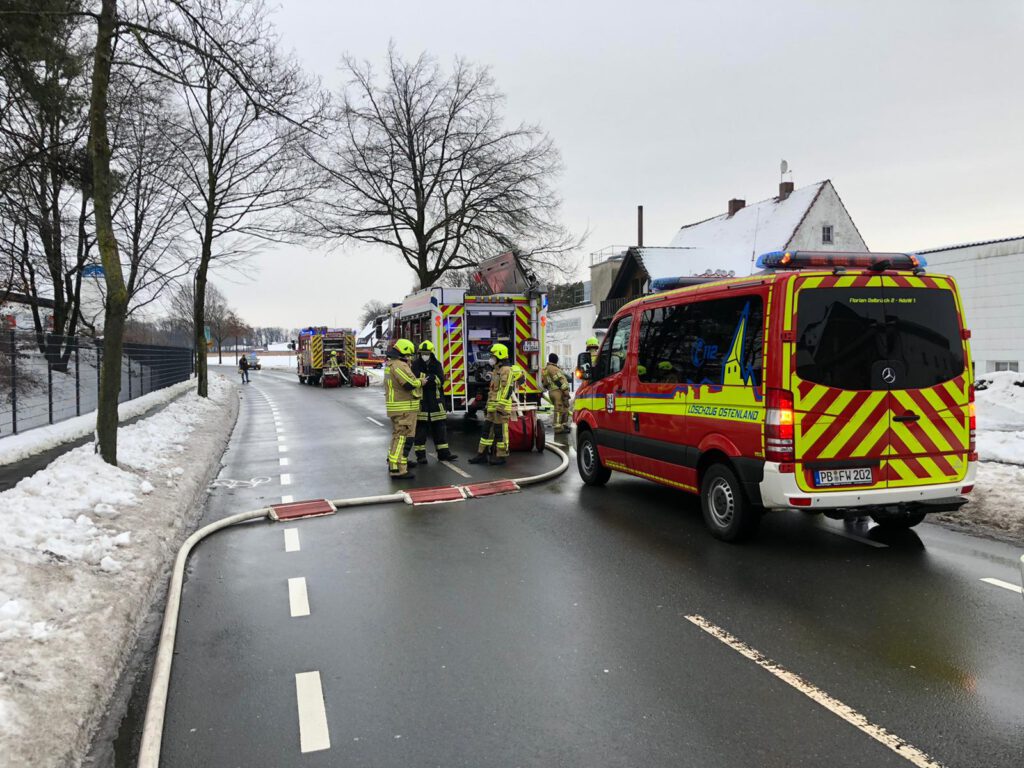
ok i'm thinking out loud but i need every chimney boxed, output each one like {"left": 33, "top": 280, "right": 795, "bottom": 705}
{"left": 727, "top": 198, "right": 746, "bottom": 216}
{"left": 637, "top": 205, "right": 644, "bottom": 247}
{"left": 779, "top": 181, "right": 794, "bottom": 200}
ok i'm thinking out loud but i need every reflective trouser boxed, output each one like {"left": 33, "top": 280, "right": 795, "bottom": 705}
{"left": 478, "top": 410, "right": 511, "bottom": 458}
{"left": 549, "top": 389, "right": 569, "bottom": 429}
{"left": 414, "top": 410, "right": 450, "bottom": 457}
{"left": 388, "top": 411, "right": 418, "bottom": 474}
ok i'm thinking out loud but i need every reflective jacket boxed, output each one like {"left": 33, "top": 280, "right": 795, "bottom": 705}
{"left": 411, "top": 354, "right": 446, "bottom": 412}
{"left": 542, "top": 363, "right": 568, "bottom": 392}
{"left": 385, "top": 358, "right": 422, "bottom": 414}
{"left": 486, "top": 363, "right": 522, "bottom": 414}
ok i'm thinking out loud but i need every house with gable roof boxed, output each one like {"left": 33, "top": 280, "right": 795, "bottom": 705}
{"left": 595, "top": 180, "right": 867, "bottom": 327}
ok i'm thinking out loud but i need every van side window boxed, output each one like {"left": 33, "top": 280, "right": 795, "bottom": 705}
{"left": 638, "top": 296, "right": 763, "bottom": 387}
{"left": 595, "top": 315, "right": 632, "bottom": 379}
{"left": 637, "top": 304, "right": 690, "bottom": 383}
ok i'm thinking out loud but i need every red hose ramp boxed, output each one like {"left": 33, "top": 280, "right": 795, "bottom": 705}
{"left": 270, "top": 499, "right": 336, "bottom": 520}
{"left": 404, "top": 486, "right": 467, "bottom": 505}
{"left": 463, "top": 479, "right": 520, "bottom": 498}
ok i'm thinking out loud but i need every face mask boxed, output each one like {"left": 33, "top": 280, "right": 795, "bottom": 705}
{"left": 420, "top": 353, "right": 430, "bottom": 361}
{"left": 490, "top": 356, "right": 498, "bottom": 366}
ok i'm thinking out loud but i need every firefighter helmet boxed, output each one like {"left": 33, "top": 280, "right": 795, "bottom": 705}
{"left": 585, "top": 336, "right": 599, "bottom": 349}
{"left": 394, "top": 339, "right": 415, "bottom": 355}
{"left": 419, "top": 340, "right": 435, "bottom": 352}
{"left": 490, "top": 343, "right": 510, "bottom": 360}
{"left": 658, "top": 360, "right": 673, "bottom": 371}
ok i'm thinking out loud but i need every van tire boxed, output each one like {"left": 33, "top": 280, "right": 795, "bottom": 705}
{"left": 701, "top": 464, "right": 760, "bottom": 541}
{"left": 577, "top": 430, "right": 611, "bottom": 486}
{"left": 871, "top": 511, "right": 926, "bottom": 529}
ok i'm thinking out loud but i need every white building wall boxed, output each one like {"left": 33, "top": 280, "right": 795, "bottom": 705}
{"left": 919, "top": 238, "right": 1024, "bottom": 374}
{"left": 546, "top": 303, "right": 602, "bottom": 380}
{"left": 788, "top": 182, "right": 868, "bottom": 252}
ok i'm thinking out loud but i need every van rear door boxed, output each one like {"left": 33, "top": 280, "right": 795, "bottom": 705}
{"left": 790, "top": 274, "right": 970, "bottom": 492}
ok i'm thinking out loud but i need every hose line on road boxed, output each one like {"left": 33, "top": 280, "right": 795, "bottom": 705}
{"left": 136, "top": 441, "right": 570, "bottom": 768}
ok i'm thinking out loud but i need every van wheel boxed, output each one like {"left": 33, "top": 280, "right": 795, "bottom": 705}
{"left": 577, "top": 430, "right": 611, "bottom": 486}
{"left": 701, "top": 464, "right": 760, "bottom": 542}
{"left": 871, "top": 511, "right": 926, "bottom": 529}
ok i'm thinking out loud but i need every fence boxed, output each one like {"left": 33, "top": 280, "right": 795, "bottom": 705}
{"left": 0, "top": 330, "right": 194, "bottom": 437}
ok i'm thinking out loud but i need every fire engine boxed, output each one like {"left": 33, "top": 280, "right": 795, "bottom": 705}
{"left": 392, "top": 253, "right": 548, "bottom": 415}
{"left": 296, "top": 327, "right": 357, "bottom": 386}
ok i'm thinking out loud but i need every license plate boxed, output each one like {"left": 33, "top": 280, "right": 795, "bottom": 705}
{"left": 814, "top": 468, "right": 873, "bottom": 487}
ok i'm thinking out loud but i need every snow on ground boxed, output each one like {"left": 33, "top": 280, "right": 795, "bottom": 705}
{"left": 0, "top": 374, "right": 238, "bottom": 767}
{"left": 0, "top": 378, "right": 194, "bottom": 466}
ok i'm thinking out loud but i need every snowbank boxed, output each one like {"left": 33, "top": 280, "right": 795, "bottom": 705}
{"left": 935, "top": 462, "right": 1024, "bottom": 542}
{"left": 0, "top": 378, "right": 195, "bottom": 467}
{"left": 0, "top": 374, "right": 238, "bottom": 767}
{"left": 974, "top": 371, "right": 1024, "bottom": 464}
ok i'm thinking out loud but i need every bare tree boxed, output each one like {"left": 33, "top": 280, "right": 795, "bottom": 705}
{"left": 359, "top": 298, "right": 391, "bottom": 327}
{"left": 306, "top": 47, "right": 580, "bottom": 289}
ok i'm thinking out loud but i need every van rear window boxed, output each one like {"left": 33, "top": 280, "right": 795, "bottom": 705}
{"left": 795, "top": 288, "right": 964, "bottom": 390}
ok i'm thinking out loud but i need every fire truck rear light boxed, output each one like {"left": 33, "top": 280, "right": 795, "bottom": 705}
{"left": 961, "top": 485, "right": 974, "bottom": 495}
{"left": 779, "top": 463, "right": 795, "bottom": 474}
{"left": 791, "top": 496, "right": 812, "bottom": 507}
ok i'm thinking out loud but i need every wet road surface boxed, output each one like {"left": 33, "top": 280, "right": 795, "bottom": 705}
{"left": 119, "top": 367, "right": 1024, "bottom": 767}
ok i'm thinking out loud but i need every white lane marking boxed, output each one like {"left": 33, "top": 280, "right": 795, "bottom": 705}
{"left": 685, "top": 615, "right": 944, "bottom": 768}
{"left": 284, "top": 528, "right": 300, "bottom": 552}
{"left": 280, "top": 473, "right": 292, "bottom": 486}
{"left": 441, "top": 460, "right": 471, "bottom": 479}
{"left": 276, "top": 427, "right": 286, "bottom": 435}
{"left": 278, "top": 445, "right": 289, "bottom": 453}
{"left": 294, "top": 671, "right": 331, "bottom": 753}
{"left": 280, "top": 457, "right": 291, "bottom": 467}
{"left": 288, "top": 577, "right": 310, "bottom": 617}
{"left": 366, "top": 416, "right": 385, "bottom": 427}
{"left": 821, "top": 525, "right": 888, "bottom": 549}
{"left": 980, "top": 577, "right": 1024, "bottom": 595}
{"left": 281, "top": 494, "right": 294, "bottom": 504}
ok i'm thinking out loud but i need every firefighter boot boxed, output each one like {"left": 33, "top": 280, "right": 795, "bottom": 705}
{"left": 438, "top": 450, "right": 459, "bottom": 461}
{"left": 488, "top": 456, "right": 507, "bottom": 466}
{"left": 415, "top": 450, "right": 428, "bottom": 465}
{"left": 468, "top": 453, "right": 488, "bottom": 465}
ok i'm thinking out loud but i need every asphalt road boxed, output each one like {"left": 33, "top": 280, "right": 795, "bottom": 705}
{"left": 117, "top": 366, "right": 1024, "bottom": 768}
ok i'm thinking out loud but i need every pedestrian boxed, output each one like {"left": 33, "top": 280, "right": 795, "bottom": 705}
{"left": 468, "top": 343, "right": 521, "bottom": 466}
{"left": 542, "top": 352, "right": 571, "bottom": 434}
{"left": 585, "top": 336, "right": 600, "bottom": 366}
{"left": 384, "top": 339, "right": 423, "bottom": 480}
{"left": 239, "top": 353, "right": 250, "bottom": 384}
{"left": 412, "top": 341, "right": 458, "bottom": 464}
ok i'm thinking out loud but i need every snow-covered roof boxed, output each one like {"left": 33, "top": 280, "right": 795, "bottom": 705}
{"left": 632, "top": 247, "right": 700, "bottom": 281}
{"left": 915, "top": 235, "right": 1024, "bottom": 255}
{"left": 666, "top": 181, "right": 827, "bottom": 276}
{"left": 357, "top": 320, "right": 376, "bottom": 344}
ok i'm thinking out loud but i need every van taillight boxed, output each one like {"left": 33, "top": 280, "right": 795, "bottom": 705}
{"left": 968, "top": 386, "right": 977, "bottom": 461}
{"left": 766, "top": 388, "right": 795, "bottom": 463}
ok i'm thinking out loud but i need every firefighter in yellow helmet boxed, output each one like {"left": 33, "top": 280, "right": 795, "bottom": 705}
{"left": 542, "top": 352, "right": 571, "bottom": 434}
{"left": 585, "top": 336, "right": 600, "bottom": 365}
{"left": 412, "top": 340, "right": 458, "bottom": 464}
{"left": 468, "top": 343, "right": 522, "bottom": 465}
{"left": 384, "top": 338, "right": 423, "bottom": 479}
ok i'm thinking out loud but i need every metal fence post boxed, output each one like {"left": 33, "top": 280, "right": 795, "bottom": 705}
{"left": 9, "top": 329, "right": 16, "bottom": 435}
{"left": 75, "top": 336, "right": 81, "bottom": 416}
{"left": 128, "top": 355, "right": 133, "bottom": 400}
{"left": 47, "top": 353, "right": 53, "bottom": 425}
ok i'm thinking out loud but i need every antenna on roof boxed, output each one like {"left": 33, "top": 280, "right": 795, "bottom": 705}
{"left": 780, "top": 159, "right": 792, "bottom": 182}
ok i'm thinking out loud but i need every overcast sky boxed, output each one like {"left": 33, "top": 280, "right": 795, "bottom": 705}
{"left": 214, "top": 0, "right": 1024, "bottom": 330}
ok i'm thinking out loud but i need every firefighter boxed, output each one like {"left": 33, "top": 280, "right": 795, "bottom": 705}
{"left": 542, "top": 352, "right": 570, "bottom": 434}
{"left": 656, "top": 360, "right": 675, "bottom": 383}
{"left": 384, "top": 339, "right": 423, "bottom": 480}
{"left": 412, "top": 340, "right": 458, "bottom": 464}
{"left": 585, "top": 336, "right": 600, "bottom": 365}
{"left": 468, "top": 343, "right": 521, "bottom": 466}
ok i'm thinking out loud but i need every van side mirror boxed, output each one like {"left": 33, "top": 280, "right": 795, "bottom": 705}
{"left": 576, "top": 351, "right": 593, "bottom": 381}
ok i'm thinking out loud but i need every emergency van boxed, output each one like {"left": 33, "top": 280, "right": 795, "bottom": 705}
{"left": 573, "top": 251, "right": 976, "bottom": 541}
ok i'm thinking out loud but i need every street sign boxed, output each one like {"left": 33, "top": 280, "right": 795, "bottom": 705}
{"left": 83, "top": 265, "right": 105, "bottom": 278}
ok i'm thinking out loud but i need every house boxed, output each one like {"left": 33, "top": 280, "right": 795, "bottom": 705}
{"left": 915, "top": 236, "right": 1024, "bottom": 374}
{"left": 545, "top": 281, "right": 603, "bottom": 380}
{"left": 596, "top": 180, "right": 866, "bottom": 327}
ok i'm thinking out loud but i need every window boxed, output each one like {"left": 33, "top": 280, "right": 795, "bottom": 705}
{"left": 593, "top": 315, "right": 632, "bottom": 380}
{"left": 796, "top": 287, "right": 964, "bottom": 390}
{"left": 822, "top": 225, "right": 834, "bottom": 244}
{"left": 636, "top": 296, "right": 763, "bottom": 386}
{"left": 993, "top": 361, "right": 1019, "bottom": 373}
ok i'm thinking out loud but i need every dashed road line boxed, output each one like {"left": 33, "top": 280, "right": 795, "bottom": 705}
{"left": 288, "top": 577, "right": 310, "bottom": 617}
{"left": 280, "top": 457, "right": 291, "bottom": 467}
{"left": 980, "top": 577, "right": 1023, "bottom": 595}
{"left": 284, "top": 528, "right": 300, "bottom": 552}
{"left": 280, "top": 473, "right": 293, "bottom": 486}
{"left": 366, "top": 416, "right": 385, "bottom": 427}
{"left": 294, "top": 671, "right": 331, "bottom": 753}
{"left": 441, "top": 460, "right": 471, "bottom": 479}
{"left": 685, "top": 615, "right": 944, "bottom": 768}
{"left": 278, "top": 445, "right": 289, "bottom": 453}
{"left": 281, "top": 494, "right": 294, "bottom": 504}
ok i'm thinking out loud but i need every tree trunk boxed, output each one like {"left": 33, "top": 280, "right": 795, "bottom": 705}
{"left": 193, "top": 268, "right": 208, "bottom": 398}
{"left": 89, "top": 0, "right": 129, "bottom": 465}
